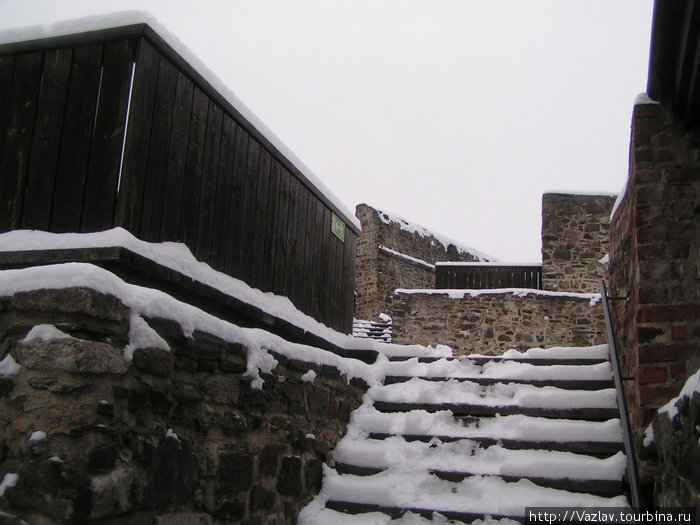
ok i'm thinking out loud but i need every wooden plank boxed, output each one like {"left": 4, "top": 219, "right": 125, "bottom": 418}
{"left": 160, "top": 70, "right": 193, "bottom": 241}
{"left": 341, "top": 229, "right": 357, "bottom": 333}
{"left": 137, "top": 53, "right": 177, "bottom": 241}
{"left": 303, "top": 197, "right": 319, "bottom": 318}
{"left": 224, "top": 124, "right": 249, "bottom": 276}
{"left": 261, "top": 158, "right": 280, "bottom": 292}
{"left": 293, "top": 183, "right": 309, "bottom": 311}
{"left": 115, "top": 37, "right": 160, "bottom": 234}
{"left": 320, "top": 207, "right": 334, "bottom": 327}
{"left": 0, "top": 56, "right": 16, "bottom": 182}
{"left": 285, "top": 174, "right": 301, "bottom": 305}
{"left": 250, "top": 147, "right": 271, "bottom": 289}
{"left": 179, "top": 86, "right": 209, "bottom": 248}
{"left": 81, "top": 38, "right": 136, "bottom": 232}
{"left": 237, "top": 137, "right": 260, "bottom": 284}
{"left": 194, "top": 101, "right": 223, "bottom": 260}
{"left": 209, "top": 116, "right": 237, "bottom": 271}
{"left": 0, "top": 52, "right": 43, "bottom": 232}
{"left": 310, "top": 200, "right": 326, "bottom": 321}
{"left": 21, "top": 48, "right": 73, "bottom": 230}
{"left": 273, "top": 167, "right": 291, "bottom": 296}
{"left": 50, "top": 43, "right": 104, "bottom": 232}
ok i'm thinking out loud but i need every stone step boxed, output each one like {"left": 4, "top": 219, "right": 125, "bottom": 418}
{"left": 372, "top": 400, "right": 620, "bottom": 421}
{"left": 333, "top": 464, "right": 625, "bottom": 497}
{"left": 365, "top": 432, "right": 623, "bottom": 457}
{"left": 383, "top": 375, "right": 614, "bottom": 390}
{"left": 324, "top": 500, "right": 523, "bottom": 524}
{"left": 389, "top": 355, "right": 609, "bottom": 365}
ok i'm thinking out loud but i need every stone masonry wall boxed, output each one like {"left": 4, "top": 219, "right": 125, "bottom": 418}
{"left": 355, "top": 203, "right": 483, "bottom": 321}
{"left": 0, "top": 287, "right": 366, "bottom": 524}
{"left": 541, "top": 193, "right": 616, "bottom": 292}
{"left": 389, "top": 290, "right": 606, "bottom": 356}
{"left": 609, "top": 99, "right": 700, "bottom": 433}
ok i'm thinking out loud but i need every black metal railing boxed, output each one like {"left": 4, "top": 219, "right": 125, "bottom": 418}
{"left": 600, "top": 280, "right": 641, "bottom": 508}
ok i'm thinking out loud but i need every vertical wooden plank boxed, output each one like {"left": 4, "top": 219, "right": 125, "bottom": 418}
{"left": 332, "top": 230, "right": 343, "bottom": 330}
{"left": 237, "top": 137, "right": 260, "bottom": 283}
{"left": 81, "top": 38, "right": 136, "bottom": 232}
{"left": 138, "top": 55, "right": 178, "bottom": 241}
{"left": 0, "top": 52, "right": 43, "bottom": 232}
{"left": 303, "top": 196, "right": 319, "bottom": 317}
{"left": 341, "top": 230, "right": 357, "bottom": 333}
{"left": 179, "top": 86, "right": 209, "bottom": 249}
{"left": 293, "top": 184, "right": 309, "bottom": 310}
{"left": 285, "top": 175, "right": 301, "bottom": 305}
{"left": 210, "top": 116, "right": 237, "bottom": 271}
{"left": 250, "top": 147, "right": 271, "bottom": 289}
{"left": 194, "top": 101, "right": 223, "bottom": 260}
{"left": 0, "top": 56, "right": 16, "bottom": 176}
{"left": 50, "top": 43, "right": 103, "bottom": 232}
{"left": 320, "top": 207, "right": 333, "bottom": 327}
{"left": 261, "top": 158, "right": 280, "bottom": 292}
{"left": 273, "top": 167, "right": 291, "bottom": 296}
{"left": 310, "top": 199, "right": 326, "bottom": 319}
{"left": 160, "top": 71, "right": 193, "bottom": 241}
{"left": 21, "top": 48, "right": 72, "bottom": 230}
{"left": 224, "top": 125, "right": 249, "bottom": 276}
{"left": 115, "top": 38, "right": 160, "bottom": 235}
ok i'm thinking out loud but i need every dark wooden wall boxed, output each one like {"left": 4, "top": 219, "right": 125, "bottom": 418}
{"left": 435, "top": 264, "right": 543, "bottom": 290}
{"left": 0, "top": 24, "right": 358, "bottom": 333}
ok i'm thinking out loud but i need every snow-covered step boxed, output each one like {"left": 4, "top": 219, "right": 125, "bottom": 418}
{"left": 370, "top": 379, "right": 620, "bottom": 420}
{"left": 317, "top": 469, "right": 628, "bottom": 522}
{"left": 299, "top": 344, "right": 631, "bottom": 524}
{"left": 331, "top": 436, "right": 627, "bottom": 496}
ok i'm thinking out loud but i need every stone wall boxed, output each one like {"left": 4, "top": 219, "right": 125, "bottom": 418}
{"left": 0, "top": 287, "right": 366, "bottom": 524}
{"left": 354, "top": 203, "right": 485, "bottom": 321}
{"left": 608, "top": 99, "right": 700, "bottom": 432}
{"left": 541, "top": 193, "right": 616, "bottom": 292}
{"left": 389, "top": 289, "right": 606, "bottom": 356}
{"left": 640, "top": 390, "right": 700, "bottom": 511}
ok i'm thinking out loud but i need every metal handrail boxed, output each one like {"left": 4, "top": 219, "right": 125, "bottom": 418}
{"left": 599, "top": 280, "right": 641, "bottom": 509}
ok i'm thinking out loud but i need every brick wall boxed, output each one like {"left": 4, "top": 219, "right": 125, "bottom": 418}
{"left": 354, "top": 204, "right": 485, "bottom": 321}
{"left": 608, "top": 99, "right": 700, "bottom": 431}
{"left": 541, "top": 193, "right": 617, "bottom": 292}
{"left": 389, "top": 289, "right": 606, "bottom": 356}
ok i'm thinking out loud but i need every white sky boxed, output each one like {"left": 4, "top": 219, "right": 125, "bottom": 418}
{"left": 0, "top": 0, "right": 655, "bottom": 262}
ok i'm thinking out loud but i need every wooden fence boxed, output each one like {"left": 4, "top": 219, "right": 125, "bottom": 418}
{"left": 435, "top": 263, "right": 543, "bottom": 290}
{"left": 0, "top": 23, "right": 358, "bottom": 333}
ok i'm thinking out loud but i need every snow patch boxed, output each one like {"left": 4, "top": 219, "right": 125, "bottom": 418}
{"left": 395, "top": 287, "right": 601, "bottom": 306}
{"left": 0, "top": 354, "right": 21, "bottom": 377}
{"left": 28, "top": 431, "right": 47, "bottom": 442}
{"left": 123, "top": 312, "right": 170, "bottom": 361}
{"left": 634, "top": 92, "right": 657, "bottom": 105}
{"left": 0, "top": 473, "right": 18, "bottom": 497}
{"left": 658, "top": 369, "right": 700, "bottom": 420}
{"left": 379, "top": 245, "right": 435, "bottom": 270}
{"left": 642, "top": 425, "right": 655, "bottom": 448}
{"left": 301, "top": 370, "right": 317, "bottom": 383}
{"left": 23, "top": 324, "right": 74, "bottom": 342}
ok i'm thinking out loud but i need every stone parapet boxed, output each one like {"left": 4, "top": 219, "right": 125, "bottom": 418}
{"left": 541, "top": 193, "right": 616, "bottom": 292}
{"left": 389, "top": 289, "right": 606, "bottom": 356}
{"left": 0, "top": 287, "right": 366, "bottom": 524}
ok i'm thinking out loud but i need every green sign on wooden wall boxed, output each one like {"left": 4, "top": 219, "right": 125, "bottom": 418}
{"left": 331, "top": 213, "right": 345, "bottom": 242}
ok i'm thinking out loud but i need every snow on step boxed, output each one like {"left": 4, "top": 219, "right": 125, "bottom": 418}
{"left": 370, "top": 378, "right": 618, "bottom": 410}
{"left": 309, "top": 468, "right": 628, "bottom": 518}
{"left": 332, "top": 436, "right": 627, "bottom": 482}
{"left": 384, "top": 358, "right": 613, "bottom": 382}
{"left": 350, "top": 405, "right": 624, "bottom": 444}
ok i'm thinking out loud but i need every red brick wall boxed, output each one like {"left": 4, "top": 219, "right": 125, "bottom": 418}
{"left": 609, "top": 100, "right": 700, "bottom": 431}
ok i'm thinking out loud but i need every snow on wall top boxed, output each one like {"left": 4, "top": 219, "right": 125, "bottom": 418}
{"left": 0, "top": 11, "right": 361, "bottom": 232}
{"left": 370, "top": 206, "right": 495, "bottom": 262}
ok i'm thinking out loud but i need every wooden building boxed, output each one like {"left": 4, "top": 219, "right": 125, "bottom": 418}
{"left": 0, "top": 17, "right": 359, "bottom": 334}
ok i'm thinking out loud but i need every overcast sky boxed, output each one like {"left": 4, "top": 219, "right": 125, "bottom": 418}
{"left": 1, "top": 0, "right": 655, "bottom": 262}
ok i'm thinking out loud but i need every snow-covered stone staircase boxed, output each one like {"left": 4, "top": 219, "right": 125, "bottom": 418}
{"left": 298, "top": 344, "right": 631, "bottom": 524}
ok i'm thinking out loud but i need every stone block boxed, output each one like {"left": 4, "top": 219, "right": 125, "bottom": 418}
{"left": 218, "top": 452, "right": 253, "bottom": 493}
